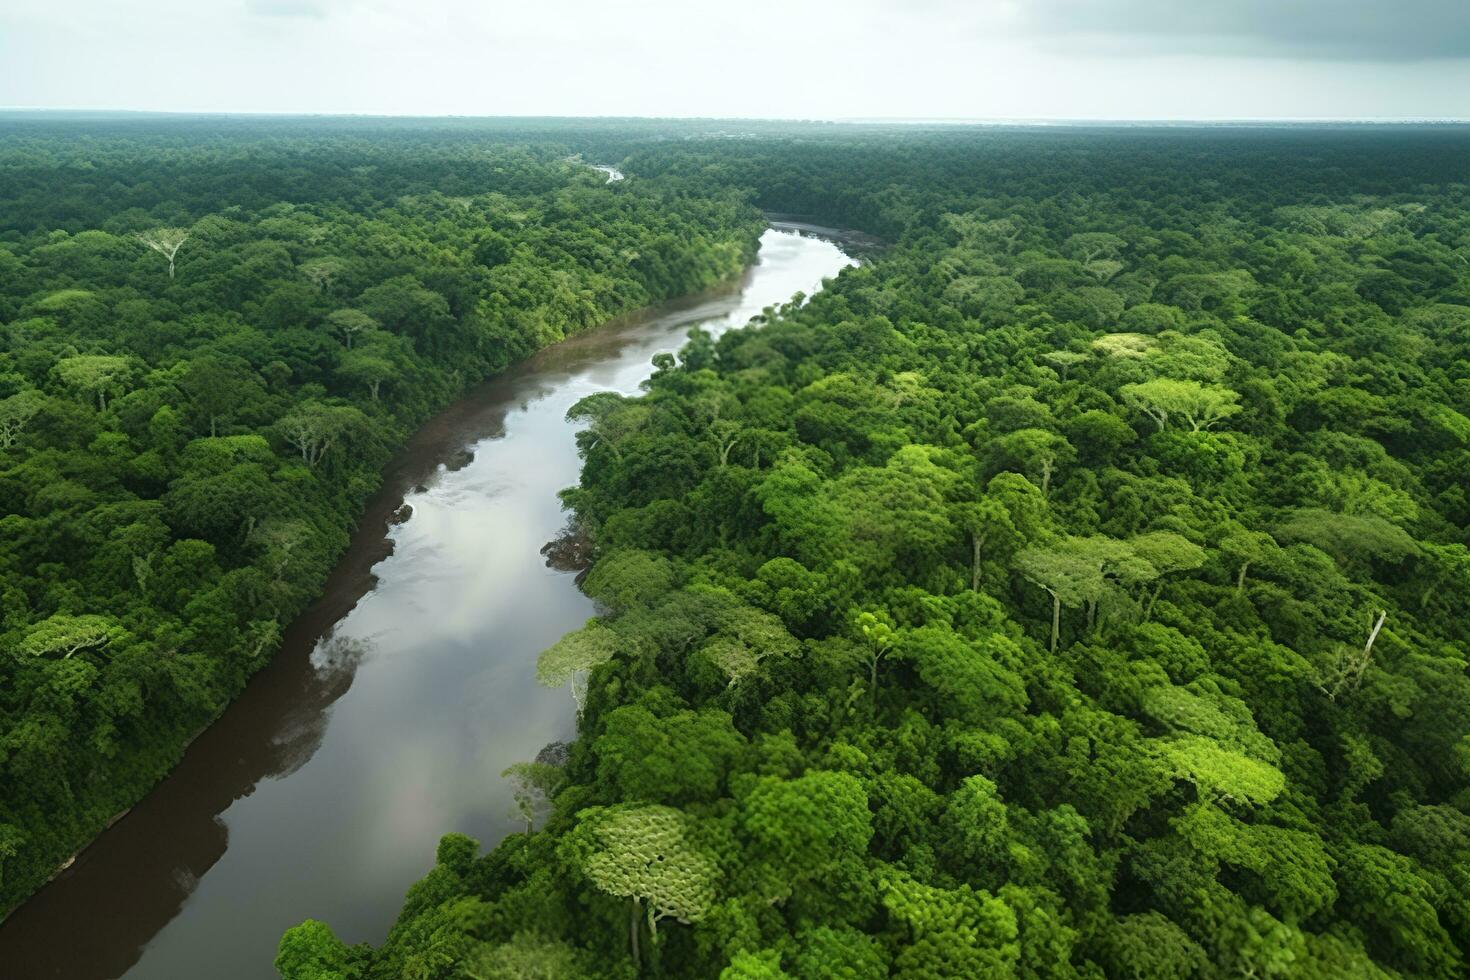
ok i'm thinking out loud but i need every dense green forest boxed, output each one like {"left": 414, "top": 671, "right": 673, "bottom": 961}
{"left": 0, "top": 120, "right": 765, "bottom": 913}
{"left": 4, "top": 116, "right": 1470, "bottom": 978}
{"left": 273, "top": 125, "right": 1470, "bottom": 978}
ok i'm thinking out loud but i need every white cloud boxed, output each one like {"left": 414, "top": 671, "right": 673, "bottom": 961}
{"left": 1023, "top": 0, "right": 1470, "bottom": 61}
{"left": 246, "top": 0, "right": 328, "bottom": 17}
{"left": 0, "top": 0, "right": 1467, "bottom": 117}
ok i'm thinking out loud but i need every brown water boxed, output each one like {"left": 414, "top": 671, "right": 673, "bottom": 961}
{"left": 0, "top": 226, "right": 854, "bottom": 980}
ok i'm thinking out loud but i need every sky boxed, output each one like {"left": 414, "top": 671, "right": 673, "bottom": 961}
{"left": 2, "top": 0, "right": 1469, "bottom": 119}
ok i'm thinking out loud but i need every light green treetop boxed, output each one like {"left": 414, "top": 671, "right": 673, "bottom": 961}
{"left": 56, "top": 354, "right": 130, "bottom": 411}
{"left": 18, "top": 614, "right": 120, "bottom": 659}
{"left": 536, "top": 620, "right": 618, "bottom": 713}
{"left": 0, "top": 389, "right": 45, "bottom": 449}
{"left": 579, "top": 805, "right": 719, "bottom": 936}
{"left": 1121, "top": 378, "right": 1241, "bottom": 432}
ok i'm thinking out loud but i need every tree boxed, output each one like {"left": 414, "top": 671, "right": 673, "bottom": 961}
{"left": 940, "top": 774, "right": 1011, "bottom": 873}
{"left": 18, "top": 614, "right": 119, "bottom": 659}
{"left": 738, "top": 771, "right": 872, "bottom": 908}
{"left": 944, "top": 275, "right": 1026, "bottom": 319}
{"left": 945, "top": 212, "right": 1022, "bottom": 252}
{"left": 245, "top": 518, "right": 312, "bottom": 595}
{"left": 277, "top": 402, "right": 365, "bottom": 468}
{"left": 701, "top": 636, "right": 761, "bottom": 687}
{"left": 536, "top": 620, "right": 618, "bottom": 714}
{"left": 1065, "top": 409, "right": 1136, "bottom": 465}
{"left": 1065, "top": 231, "right": 1126, "bottom": 263}
{"left": 953, "top": 497, "right": 1021, "bottom": 592}
{"left": 180, "top": 357, "right": 262, "bottom": 436}
{"left": 1119, "top": 303, "right": 1189, "bottom": 335}
{"left": 720, "top": 949, "right": 792, "bottom": 980}
{"left": 1151, "top": 333, "right": 1233, "bottom": 383}
{"left": 581, "top": 550, "right": 675, "bottom": 611}
{"left": 0, "top": 390, "right": 44, "bottom": 449}
{"left": 1274, "top": 508, "right": 1419, "bottom": 567}
{"left": 326, "top": 309, "right": 376, "bottom": 350}
{"left": 593, "top": 703, "right": 745, "bottom": 806}
{"left": 575, "top": 805, "right": 718, "bottom": 968}
{"left": 1085, "top": 258, "right": 1126, "bottom": 282}
{"left": 166, "top": 459, "right": 280, "bottom": 546}
{"left": 1219, "top": 527, "right": 1277, "bottom": 593}
{"left": 357, "top": 275, "right": 452, "bottom": 345}
{"left": 1121, "top": 378, "right": 1241, "bottom": 432}
{"left": 300, "top": 258, "right": 346, "bottom": 292}
{"left": 1129, "top": 531, "right": 1206, "bottom": 619}
{"left": 274, "top": 919, "right": 362, "bottom": 980}
{"left": 463, "top": 933, "right": 591, "bottom": 980}
{"left": 1333, "top": 843, "right": 1460, "bottom": 978}
{"left": 1415, "top": 542, "right": 1470, "bottom": 614}
{"left": 901, "top": 627, "right": 1028, "bottom": 727}
{"left": 991, "top": 428, "right": 1074, "bottom": 496}
{"left": 56, "top": 354, "right": 130, "bottom": 411}
{"left": 790, "top": 927, "right": 888, "bottom": 980}
{"left": 135, "top": 226, "right": 191, "bottom": 279}
{"left": 1063, "top": 535, "right": 1153, "bottom": 630}
{"left": 881, "top": 873, "right": 1019, "bottom": 977}
{"left": 1161, "top": 735, "right": 1286, "bottom": 805}
{"left": 1041, "top": 350, "right": 1089, "bottom": 379}
{"left": 1064, "top": 285, "right": 1126, "bottom": 328}
{"left": 1316, "top": 609, "right": 1387, "bottom": 702}
{"left": 831, "top": 446, "right": 959, "bottom": 576}
{"left": 245, "top": 619, "right": 283, "bottom": 661}
{"left": 1013, "top": 544, "right": 1107, "bottom": 651}
{"left": 856, "top": 610, "right": 896, "bottom": 702}
{"left": 502, "top": 762, "right": 563, "bottom": 835}
{"left": 1092, "top": 333, "right": 1156, "bottom": 359}
{"left": 338, "top": 349, "right": 395, "bottom": 402}
{"left": 700, "top": 604, "right": 798, "bottom": 687}
{"left": 1097, "top": 913, "right": 1208, "bottom": 980}
{"left": 710, "top": 418, "right": 743, "bottom": 467}
{"left": 567, "top": 392, "right": 649, "bottom": 461}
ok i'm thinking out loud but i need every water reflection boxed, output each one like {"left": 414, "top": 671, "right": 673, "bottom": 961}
{"left": 276, "top": 635, "right": 373, "bottom": 779}
{"left": 0, "top": 227, "right": 854, "bottom": 979}
{"left": 0, "top": 632, "right": 374, "bottom": 979}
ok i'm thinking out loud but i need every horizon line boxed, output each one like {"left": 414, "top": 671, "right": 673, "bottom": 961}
{"left": 2, "top": 107, "right": 1469, "bottom": 126}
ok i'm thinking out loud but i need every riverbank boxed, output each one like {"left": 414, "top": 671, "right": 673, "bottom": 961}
{"left": 0, "top": 225, "right": 857, "bottom": 980}
{"left": 0, "top": 143, "right": 773, "bottom": 928}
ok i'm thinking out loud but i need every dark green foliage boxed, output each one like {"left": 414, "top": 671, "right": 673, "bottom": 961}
{"left": 14, "top": 117, "right": 1469, "bottom": 977}
{"left": 312, "top": 123, "right": 1470, "bottom": 978}
{"left": 0, "top": 120, "right": 764, "bottom": 914}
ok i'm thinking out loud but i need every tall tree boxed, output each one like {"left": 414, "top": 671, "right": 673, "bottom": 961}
{"left": 55, "top": 354, "right": 129, "bottom": 411}
{"left": 135, "top": 227, "right": 191, "bottom": 279}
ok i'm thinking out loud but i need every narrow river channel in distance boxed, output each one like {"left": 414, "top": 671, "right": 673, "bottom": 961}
{"left": 0, "top": 225, "right": 855, "bottom": 979}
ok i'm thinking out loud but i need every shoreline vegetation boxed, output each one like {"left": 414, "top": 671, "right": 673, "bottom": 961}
{"left": 0, "top": 122, "right": 767, "bottom": 916}
{"left": 8, "top": 223, "right": 863, "bottom": 916}
{"left": 286, "top": 122, "right": 1469, "bottom": 979}
{"left": 0, "top": 223, "right": 857, "bottom": 980}
{"left": 1, "top": 117, "right": 1468, "bottom": 979}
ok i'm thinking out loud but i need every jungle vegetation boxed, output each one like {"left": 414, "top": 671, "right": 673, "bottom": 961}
{"left": 278, "top": 124, "right": 1470, "bottom": 978}
{"left": 3, "top": 115, "right": 1470, "bottom": 979}
{"left": 0, "top": 119, "right": 764, "bottom": 914}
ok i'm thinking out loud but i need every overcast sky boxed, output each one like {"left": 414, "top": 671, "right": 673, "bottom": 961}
{"left": 2, "top": 0, "right": 1468, "bottom": 119}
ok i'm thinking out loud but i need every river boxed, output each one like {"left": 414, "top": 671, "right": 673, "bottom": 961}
{"left": 0, "top": 225, "right": 855, "bottom": 979}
